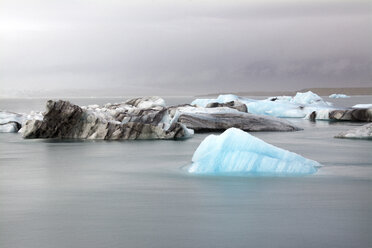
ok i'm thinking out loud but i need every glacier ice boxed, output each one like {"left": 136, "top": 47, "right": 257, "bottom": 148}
{"left": 191, "top": 91, "right": 334, "bottom": 119}
{"left": 353, "top": 104, "right": 372, "bottom": 109}
{"left": 292, "top": 91, "right": 326, "bottom": 105}
{"left": 0, "top": 111, "right": 42, "bottom": 133}
{"left": 125, "top": 96, "right": 166, "bottom": 109}
{"left": 0, "top": 111, "right": 24, "bottom": 126}
{"left": 189, "top": 128, "right": 321, "bottom": 175}
{"left": 335, "top": 123, "right": 372, "bottom": 139}
{"left": 329, "top": 94, "right": 350, "bottom": 98}
{"left": 0, "top": 122, "right": 20, "bottom": 132}
{"left": 22, "top": 98, "right": 194, "bottom": 140}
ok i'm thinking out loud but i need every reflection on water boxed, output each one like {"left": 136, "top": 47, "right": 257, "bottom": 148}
{"left": 0, "top": 97, "right": 372, "bottom": 248}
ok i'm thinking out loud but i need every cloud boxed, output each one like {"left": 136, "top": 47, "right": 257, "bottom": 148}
{"left": 0, "top": 0, "right": 371, "bottom": 96}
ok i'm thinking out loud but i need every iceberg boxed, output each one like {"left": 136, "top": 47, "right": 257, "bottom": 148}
{"left": 191, "top": 94, "right": 243, "bottom": 107}
{"left": 206, "top": 101, "right": 247, "bottom": 112}
{"left": 0, "top": 122, "right": 21, "bottom": 133}
{"left": 167, "top": 105, "right": 301, "bottom": 132}
{"left": 292, "top": 91, "right": 326, "bottom": 105}
{"left": 22, "top": 97, "right": 194, "bottom": 140}
{"left": 328, "top": 108, "right": 372, "bottom": 122}
{"left": 335, "top": 123, "right": 372, "bottom": 139}
{"left": 329, "top": 94, "right": 350, "bottom": 98}
{"left": 1, "top": 95, "right": 304, "bottom": 138}
{"left": 191, "top": 91, "right": 334, "bottom": 119}
{"left": 176, "top": 111, "right": 301, "bottom": 132}
{"left": 189, "top": 128, "right": 321, "bottom": 175}
{"left": 191, "top": 92, "right": 371, "bottom": 122}
{"left": 124, "top": 96, "right": 166, "bottom": 109}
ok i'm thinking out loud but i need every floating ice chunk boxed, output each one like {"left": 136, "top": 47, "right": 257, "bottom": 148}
{"left": 180, "top": 124, "right": 194, "bottom": 138}
{"left": 191, "top": 95, "right": 234, "bottom": 107}
{"left": 189, "top": 128, "right": 321, "bottom": 175}
{"left": 191, "top": 94, "right": 254, "bottom": 107}
{"left": 292, "top": 91, "right": 323, "bottom": 105}
{"left": 191, "top": 92, "right": 333, "bottom": 119}
{"left": 214, "top": 94, "right": 240, "bottom": 103}
{"left": 335, "top": 123, "right": 372, "bottom": 139}
{"left": 139, "top": 98, "right": 165, "bottom": 108}
{"left": 0, "top": 110, "right": 42, "bottom": 133}
{"left": 246, "top": 100, "right": 306, "bottom": 118}
{"left": 304, "top": 109, "right": 331, "bottom": 120}
{"left": 0, "top": 122, "right": 19, "bottom": 132}
{"left": 329, "top": 94, "right": 350, "bottom": 98}
{"left": 0, "top": 111, "right": 24, "bottom": 124}
{"left": 353, "top": 104, "right": 372, "bottom": 109}
{"left": 125, "top": 96, "right": 166, "bottom": 109}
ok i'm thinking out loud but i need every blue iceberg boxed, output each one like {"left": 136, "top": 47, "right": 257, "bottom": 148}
{"left": 189, "top": 128, "right": 321, "bottom": 175}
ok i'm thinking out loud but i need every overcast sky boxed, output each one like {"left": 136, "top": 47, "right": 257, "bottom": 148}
{"left": 0, "top": 0, "right": 371, "bottom": 96}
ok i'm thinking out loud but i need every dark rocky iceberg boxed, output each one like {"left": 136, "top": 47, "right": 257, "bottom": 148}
{"left": 22, "top": 99, "right": 192, "bottom": 140}
{"left": 328, "top": 108, "right": 372, "bottom": 122}
{"left": 176, "top": 111, "right": 301, "bottom": 132}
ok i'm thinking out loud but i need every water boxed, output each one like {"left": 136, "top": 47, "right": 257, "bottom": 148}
{"left": 1, "top": 96, "right": 372, "bottom": 248}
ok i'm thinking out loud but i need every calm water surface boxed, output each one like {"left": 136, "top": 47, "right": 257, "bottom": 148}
{"left": 0, "top": 96, "right": 372, "bottom": 248}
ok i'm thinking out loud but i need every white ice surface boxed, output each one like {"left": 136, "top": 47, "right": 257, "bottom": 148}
{"left": 189, "top": 128, "right": 321, "bottom": 175}
{"left": 329, "top": 94, "right": 350, "bottom": 98}
{"left": 176, "top": 106, "right": 240, "bottom": 115}
{"left": 353, "top": 104, "right": 372, "bottom": 109}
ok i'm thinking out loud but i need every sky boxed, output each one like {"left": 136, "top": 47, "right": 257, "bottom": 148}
{"left": 0, "top": 0, "right": 371, "bottom": 97}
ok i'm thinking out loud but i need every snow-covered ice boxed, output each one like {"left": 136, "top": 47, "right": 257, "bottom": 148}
{"left": 189, "top": 128, "right": 321, "bottom": 175}
{"left": 329, "top": 94, "right": 350, "bottom": 98}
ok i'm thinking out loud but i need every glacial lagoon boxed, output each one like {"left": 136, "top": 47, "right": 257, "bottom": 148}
{"left": 0, "top": 96, "right": 372, "bottom": 248}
